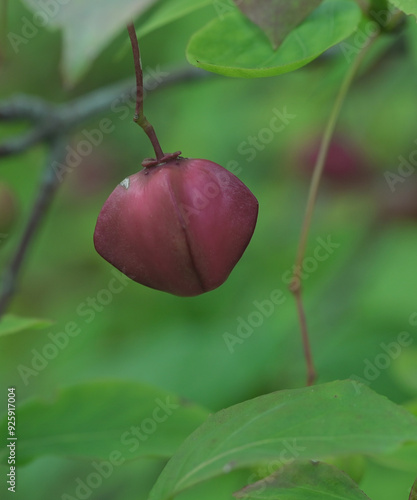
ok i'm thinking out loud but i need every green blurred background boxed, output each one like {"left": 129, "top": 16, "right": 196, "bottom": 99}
{"left": 1, "top": 1, "right": 417, "bottom": 499}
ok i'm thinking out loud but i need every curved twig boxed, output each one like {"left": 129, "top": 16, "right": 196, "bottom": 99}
{"left": 0, "top": 137, "right": 68, "bottom": 316}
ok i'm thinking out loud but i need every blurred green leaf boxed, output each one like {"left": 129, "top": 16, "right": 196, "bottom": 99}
{"left": 370, "top": 442, "right": 417, "bottom": 473}
{"left": 149, "top": 380, "right": 417, "bottom": 500}
{"left": 233, "top": 0, "right": 323, "bottom": 50}
{"left": 116, "top": 0, "right": 212, "bottom": 67}
{"left": 137, "top": 0, "right": 212, "bottom": 38}
{"left": 0, "top": 314, "right": 52, "bottom": 337}
{"left": 21, "top": 0, "right": 213, "bottom": 86}
{"left": 22, "top": 0, "right": 159, "bottom": 86}
{"left": 0, "top": 380, "right": 209, "bottom": 464}
{"left": 360, "top": 458, "right": 416, "bottom": 500}
{"left": 186, "top": 0, "right": 361, "bottom": 78}
{"left": 390, "top": 0, "right": 417, "bottom": 19}
{"left": 234, "top": 460, "right": 371, "bottom": 499}
{"left": 325, "top": 454, "right": 367, "bottom": 484}
{"left": 392, "top": 349, "right": 417, "bottom": 394}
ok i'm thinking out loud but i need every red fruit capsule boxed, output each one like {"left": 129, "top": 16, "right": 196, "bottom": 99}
{"left": 94, "top": 158, "right": 258, "bottom": 296}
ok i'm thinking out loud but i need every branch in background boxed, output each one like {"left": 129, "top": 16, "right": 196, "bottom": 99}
{"left": 0, "top": 66, "right": 207, "bottom": 157}
{"left": 0, "top": 0, "right": 8, "bottom": 62}
{"left": 0, "top": 65, "right": 209, "bottom": 318}
{"left": 66, "top": 65, "right": 208, "bottom": 123}
{"left": 0, "top": 94, "right": 54, "bottom": 121}
{"left": 0, "top": 137, "right": 68, "bottom": 317}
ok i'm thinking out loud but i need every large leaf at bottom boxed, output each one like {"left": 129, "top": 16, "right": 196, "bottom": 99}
{"left": 0, "top": 380, "right": 209, "bottom": 465}
{"left": 186, "top": 0, "right": 362, "bottom": 78}
{"left": 148, "top": 380, "right": 417, "bottom": 500}
{"left": 235, "top": 460, "right": 371, "bottom": 499}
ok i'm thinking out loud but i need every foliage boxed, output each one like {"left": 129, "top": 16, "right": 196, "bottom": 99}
{"left": 0, "top": 314, "right": 52, "bottom": 337}
{"left": 1, "top": 1, "right": 417, "bottom": 499}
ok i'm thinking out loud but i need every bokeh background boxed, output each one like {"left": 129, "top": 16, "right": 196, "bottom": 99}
{"left": 1, "top": 1, "right": 417, "bottom": 499}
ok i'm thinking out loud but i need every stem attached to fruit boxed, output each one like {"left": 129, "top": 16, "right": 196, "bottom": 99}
{"left": 290, "top": 29, "right": 381, "bottom": 387}
{"left": 127, "top": 23, "right": 166, "bottom": 163}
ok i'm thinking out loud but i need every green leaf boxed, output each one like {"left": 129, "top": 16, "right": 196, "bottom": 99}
{"left": 234, "top": 460, "right": 371, "bottom": 499}
{"left": 21, "top": 0, "right": 159, "bottom": 86}
{"left": 389, "top": 0, "right": 417, "bottom": 19}
{"left": 410, "top": 477, "right": 417, "bottom": 500}
{"left": 148, "top": 380, "right": 417, "bottom": 500}
{"left": 0, "top": 380, "right": 209, "bottom": 465}
{"left": 233, "top": 0, "right": 324, "bottom": 50}
{"left": 0, "top": 314, "right": 52, "bottom": 337}
{"left": 186, "top": 0, "right": 362, "bottom": 78}
{"left": 325, "top": 454, "right": 367, "bottom": 484}
{"left": 137, "top": 0, "right": 212, "bottom": 39}
{"left": 117, "top": 0, "right": 212, "bottom": 61}
{"left": 370, "top": 442, "right": 417, "bottom": 472}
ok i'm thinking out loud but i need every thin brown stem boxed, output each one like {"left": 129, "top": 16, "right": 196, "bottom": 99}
{"left": 293, "top": 290, "right": 315, "bottom": 386}
{"left": 141, "top": 120, "right": 164, "bottom": 162}
{"left": 127, "top": 22, "right": 164, "bottom": 162}
{"left": 127, "top": 22, "right": 144, "bottom": 119}
{"left": 290, "top": 30, "right": 380, "bottom": 386}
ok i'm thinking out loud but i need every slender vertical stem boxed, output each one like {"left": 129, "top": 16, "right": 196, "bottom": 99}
{"left": 293, "top": 291, "right": 315, "bottom": 386}
{"left": 0, "top": 137, "right": 68, "bottom": 318}
{"left": 127, "top": 22, "right": 144, "bottom": 120}
{"left": 127, "top": 22, "right": 164, "bottom": 162}
{"left": 290, "top": 31, "right": 380, "bottom": 386}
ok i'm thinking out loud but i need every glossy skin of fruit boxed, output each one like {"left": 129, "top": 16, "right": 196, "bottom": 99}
{"left": 94, "top": 158, "right": 258, "bottom": 296}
